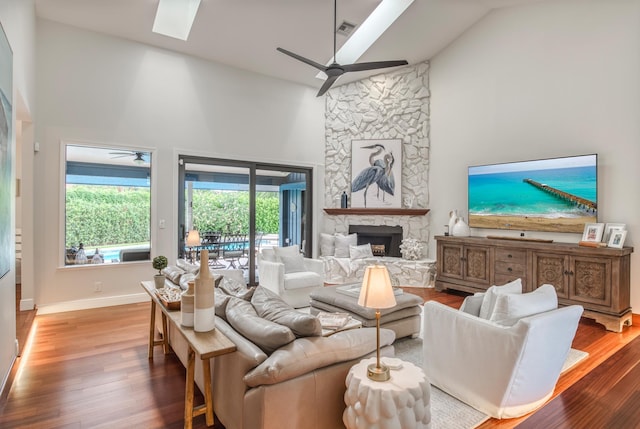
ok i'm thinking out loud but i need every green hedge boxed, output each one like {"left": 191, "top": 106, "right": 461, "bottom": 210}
{"left": 191, "top": 190, "right": 279, "bottom": 234}
{"left": 65, "top": 186, "right": 279, "bottom": 248}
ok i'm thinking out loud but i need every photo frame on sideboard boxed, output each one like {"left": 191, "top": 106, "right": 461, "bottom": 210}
{"left": 581, "top": 223, "right": 605, "bottom": 242}
{"left": 608, "top": 230, "right": 627, "bottom": 249}
{"left": 603, "top": 223, "right": 626, "bottom": 243}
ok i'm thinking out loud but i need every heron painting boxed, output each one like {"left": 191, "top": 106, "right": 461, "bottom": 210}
{"left": 350, "top": 139, "right": 401, "bottom": 208}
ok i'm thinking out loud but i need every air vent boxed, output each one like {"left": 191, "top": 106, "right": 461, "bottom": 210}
{"left": 336, "top": 21, "right": 356, "bottom": 37}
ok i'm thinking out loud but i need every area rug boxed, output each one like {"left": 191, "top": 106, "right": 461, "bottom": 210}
{"left": 394, "top": 337, "right": 588, "bottom": 429}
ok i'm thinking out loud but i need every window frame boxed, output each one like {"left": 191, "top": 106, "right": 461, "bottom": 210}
{"left": 59, "top": 140, "right": 157, "bottom": 268}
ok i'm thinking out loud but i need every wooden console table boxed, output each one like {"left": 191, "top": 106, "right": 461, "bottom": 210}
{"left": 435, "top": 236, "right": 634, "bottom": 332}
{"left": 141, "top": 281, "right": 236, "bottom": 429}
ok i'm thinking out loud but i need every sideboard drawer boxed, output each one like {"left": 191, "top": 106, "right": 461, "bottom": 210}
{"left": 495, "top": 248, "right": 526, "bottom": 265}
{"left": 495, "top": 260, "right": 525, "bottom": 276}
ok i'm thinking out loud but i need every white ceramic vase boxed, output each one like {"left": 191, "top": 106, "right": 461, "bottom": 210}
{"left": 452, "top": 217, "right": 471, "bottom": 237}
{"left": 448, "top": 210, "right": 458, "bottom": 235}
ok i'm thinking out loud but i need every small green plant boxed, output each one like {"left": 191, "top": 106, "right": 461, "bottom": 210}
{"left": 152, "top": 255, "right": 168, "bottom": 275}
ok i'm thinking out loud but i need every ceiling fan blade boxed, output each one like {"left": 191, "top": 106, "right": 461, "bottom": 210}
{"left": 317, "top": 75, "right": 340, "bottom": 97}
{"left": 276, "top": 48, "right": 327, "bottom": 72}
{"left": 342, "top": 60, "right": 408, "bottom": 73}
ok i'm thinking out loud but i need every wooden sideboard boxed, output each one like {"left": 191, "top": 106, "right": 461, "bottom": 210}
{"left": 435, "top": 235, "right": 634, "bottom": 332}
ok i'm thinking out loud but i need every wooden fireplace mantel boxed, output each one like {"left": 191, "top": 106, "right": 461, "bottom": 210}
{"left": 323, "top": 208, "right": 429, "bottom": 216}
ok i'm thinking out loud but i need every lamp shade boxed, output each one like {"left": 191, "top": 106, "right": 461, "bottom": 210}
{"left": 358, "top": 265, "right": 397, "bottom": 309}
{"left": 186, "top": 229, "right": 200, "bottom": 247}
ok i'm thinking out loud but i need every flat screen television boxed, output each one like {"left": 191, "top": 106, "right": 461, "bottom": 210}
{"left": 468, "top": 154, "right": 597, "bottom": 233}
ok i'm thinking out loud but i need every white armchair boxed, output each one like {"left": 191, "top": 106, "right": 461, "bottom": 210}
{"left": 257, "top": 247, "right": 324, "bottom": 308}
{"left": 423, "top": 290, "right": 583, "bottom": 419}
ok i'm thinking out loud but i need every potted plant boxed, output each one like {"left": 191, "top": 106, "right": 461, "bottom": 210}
{"left": 153, "top": 255, "right": 168, "bottom": 289}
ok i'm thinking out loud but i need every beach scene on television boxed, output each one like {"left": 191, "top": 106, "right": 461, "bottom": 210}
{"left": 468, "top": 154, "right": 597, "bottom": 233}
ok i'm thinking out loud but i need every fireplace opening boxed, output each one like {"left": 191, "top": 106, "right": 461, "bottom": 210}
{"left": 348, "top": 225, "right": 403, "bottom": 258}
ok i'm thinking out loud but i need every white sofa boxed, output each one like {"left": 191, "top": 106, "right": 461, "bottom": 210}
{"left": 257, "top": 247, "right": 324, "bottom": 308}
{"left": 423, "top": 285, "right": 583, "bottom": 419}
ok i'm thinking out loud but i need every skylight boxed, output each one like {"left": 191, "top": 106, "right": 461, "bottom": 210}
{"left": 316, "top": 0, "right": 415, "bottom": 79}
{"left": 152, "top": 0, "right": 202, "bottom": 41}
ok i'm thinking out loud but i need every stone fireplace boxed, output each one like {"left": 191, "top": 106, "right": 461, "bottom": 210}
{"left": 349, "top": 225, "right": 403, "bottom": 257}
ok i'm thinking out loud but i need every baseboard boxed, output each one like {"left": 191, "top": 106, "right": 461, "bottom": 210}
{"left": 19, "top": 298, "right": 34, "bottom": 312}
{"left": 36, "top": 293, "right": 150, "bottom": 315}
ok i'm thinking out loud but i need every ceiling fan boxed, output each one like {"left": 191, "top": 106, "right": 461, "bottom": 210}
{"left": 277, "top": 0, "right": 408, "bottom": 97}
{"left": 109, "top": 151, "right": 146, "bottom": 165}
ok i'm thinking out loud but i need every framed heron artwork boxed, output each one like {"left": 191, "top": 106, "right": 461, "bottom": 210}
{"left": 351, "top": 139, "right": 401, "bottom": 209}
{"left": 0, "top": 20, "right": 12, "bottom": 280}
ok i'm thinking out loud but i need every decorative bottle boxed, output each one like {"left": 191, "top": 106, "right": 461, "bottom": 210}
{"left": 341, "top": 191, "right": 348, "bottom": 208}
{"left": 194, "top": 250, "right": 216, "bottom": 332}
{"left": 448, "top": 210, "right": 458, "bottom": 236}
{"left": 181, "top": 280, "right": 195, "bottom": 328}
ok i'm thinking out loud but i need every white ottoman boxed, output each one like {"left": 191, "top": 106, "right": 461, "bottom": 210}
{"left": 343, "top": 357, "right": 431, "bottom": 429}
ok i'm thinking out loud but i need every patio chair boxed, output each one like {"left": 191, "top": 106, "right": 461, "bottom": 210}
{"left": 222, "top": 233, "right": 249, "bottom": 268}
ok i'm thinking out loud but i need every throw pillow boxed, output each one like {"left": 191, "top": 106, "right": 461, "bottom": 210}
{"left": 490, "top": 283, "right": 558, "bottom": 323}
{"left": 319, "top": 233, "right": 336, "bottom": 256}
{"left": 162, "top": 266, "right": 185, "bottom": 285}
{"left": 176, "top": 259, "right": 199, "bottom": 274}
{"left": 225, "top": 297, "right": 296, "bottom": 354}
{"left": 349, "top": 244, "right": 373, "bottom": 260}
{"left": 214, "top": 288, "right": 232, "bottom": 320}
{"left": 334, "top": 233, "right": 358, "bottom": 258}
{"left": 220, "top": 276, "right": 255, "bottom": 301}
{"left": 251, "top": 286, "right": 322, "bottom": 337}
{"left": 478, "top": 278, "right": 523, "bottom": 320}
{"left": 273, "top": 246, "right": 301, "bottom": 261}
{"left": 260, "top": 248, "right": 277, "bottom": 262}
{"left": 279, "top": 254, "right": 307, "bottom": 274}
{"left": 179, "top": 272, "right": 196, "bottom": 290}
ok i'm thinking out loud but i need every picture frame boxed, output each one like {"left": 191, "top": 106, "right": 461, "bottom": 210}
{"left": 0, "top": 20, "right": 13, "bottom": 280}
{"left": 350, "top": 139, "right": 402, "bottom": 209}
{"left": 608, "top": 230, "right": 627, "bottom": 249}
{"left": 602, "top": 223, "right": 626, "bottom": 243}
{"left": 581, "top": 223, "right": 605, "bottom": 242}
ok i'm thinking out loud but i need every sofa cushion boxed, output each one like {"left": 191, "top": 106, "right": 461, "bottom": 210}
{"left": 349, "top": 244, "right": 373, "bottom": 260}
{"left": 225, "top": 297, "right": 296, "bottom": 354}
{"left": 214, "top": 288, "right": 232, "bottom": 320}
{"left": 479, "top": 278, "right": 523, "bottom": 320}
{"left": 490, "top": 284, "right": 558, "bottom": 324}
{"left": 334, "top": 233, "right": 358, "bottom": 258}
{"left": 243, "top": 327, "right": 396, "bottom": 387}
{"left": 319, "top": 233, "right": 335, "bottom": 256}
{"left": 251, "top": 286, "right": 322, "bottom": 337}
{"left": 162, "top": 266, "right": 185, "bottom": 285}
{"left": 283, "top": 271, "right": 323, "bottom": 290}
{"left": 279, "top": 253, "right": 307, "bottom": 274}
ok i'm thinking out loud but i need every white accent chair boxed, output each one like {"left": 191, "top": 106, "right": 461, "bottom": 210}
{"left": 423, "top": 287, "right": 583, "bottom": 419}
{"left": 257, "top": 246, "right": 324, "bottom": 308}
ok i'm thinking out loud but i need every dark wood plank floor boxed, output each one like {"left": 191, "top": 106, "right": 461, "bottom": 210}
{"left": 1, "top": 288, "right": 639, "bottom": 429}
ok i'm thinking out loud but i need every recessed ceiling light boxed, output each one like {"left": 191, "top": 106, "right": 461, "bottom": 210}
{"left": 316, "top": 0, "right": 415, "bottom": 80}
{"left": 152, "top": 0, "right": 202, "bottom": 41}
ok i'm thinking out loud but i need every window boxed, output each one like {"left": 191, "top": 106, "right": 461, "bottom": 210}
{"left": 178, "top": 155, "right": 312, "bottom": 285}
{"left": 64, "top": 143, "right": 152, "bottom": 265}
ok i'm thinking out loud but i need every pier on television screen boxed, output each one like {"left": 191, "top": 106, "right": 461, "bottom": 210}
{"left": 468, "top": 154, "right": 597, "bottom": 233}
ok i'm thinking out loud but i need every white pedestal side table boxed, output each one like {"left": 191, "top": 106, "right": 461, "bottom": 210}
{"left": 343, "top": 357, "right": 431, "bottom": 429}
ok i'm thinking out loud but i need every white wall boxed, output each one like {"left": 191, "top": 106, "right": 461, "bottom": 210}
{"left": 430, "top": 0, "right": 640, "bottom": 309}
{"left": 0, "top": 0, "right": 36, "bottom": 395}
{"left": 34, "top": 19, "right": 325, "bottom": 312}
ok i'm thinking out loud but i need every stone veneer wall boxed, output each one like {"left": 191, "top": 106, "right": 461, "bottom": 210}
{"left": 323, "top": 61, "right": 431, "bottom": 255}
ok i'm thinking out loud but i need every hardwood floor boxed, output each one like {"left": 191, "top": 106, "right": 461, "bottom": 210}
{"left": 1, "top": 288, "right": 638, "bottom": 428}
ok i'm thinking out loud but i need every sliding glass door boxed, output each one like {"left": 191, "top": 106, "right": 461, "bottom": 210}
{"left": 178, "top": 156, "right": 312, "bottom": 285}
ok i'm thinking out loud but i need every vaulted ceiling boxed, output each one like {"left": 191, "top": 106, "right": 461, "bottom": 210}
{"left": 35, "top": 0, "right": 544, "bottom": 92}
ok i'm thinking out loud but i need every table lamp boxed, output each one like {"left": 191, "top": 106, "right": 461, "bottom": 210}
{"left": 358, "top": 264, "right": 397, "bottom": 381}
{"left": 186, "top": 229, "right": 200, "bottom": 263}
